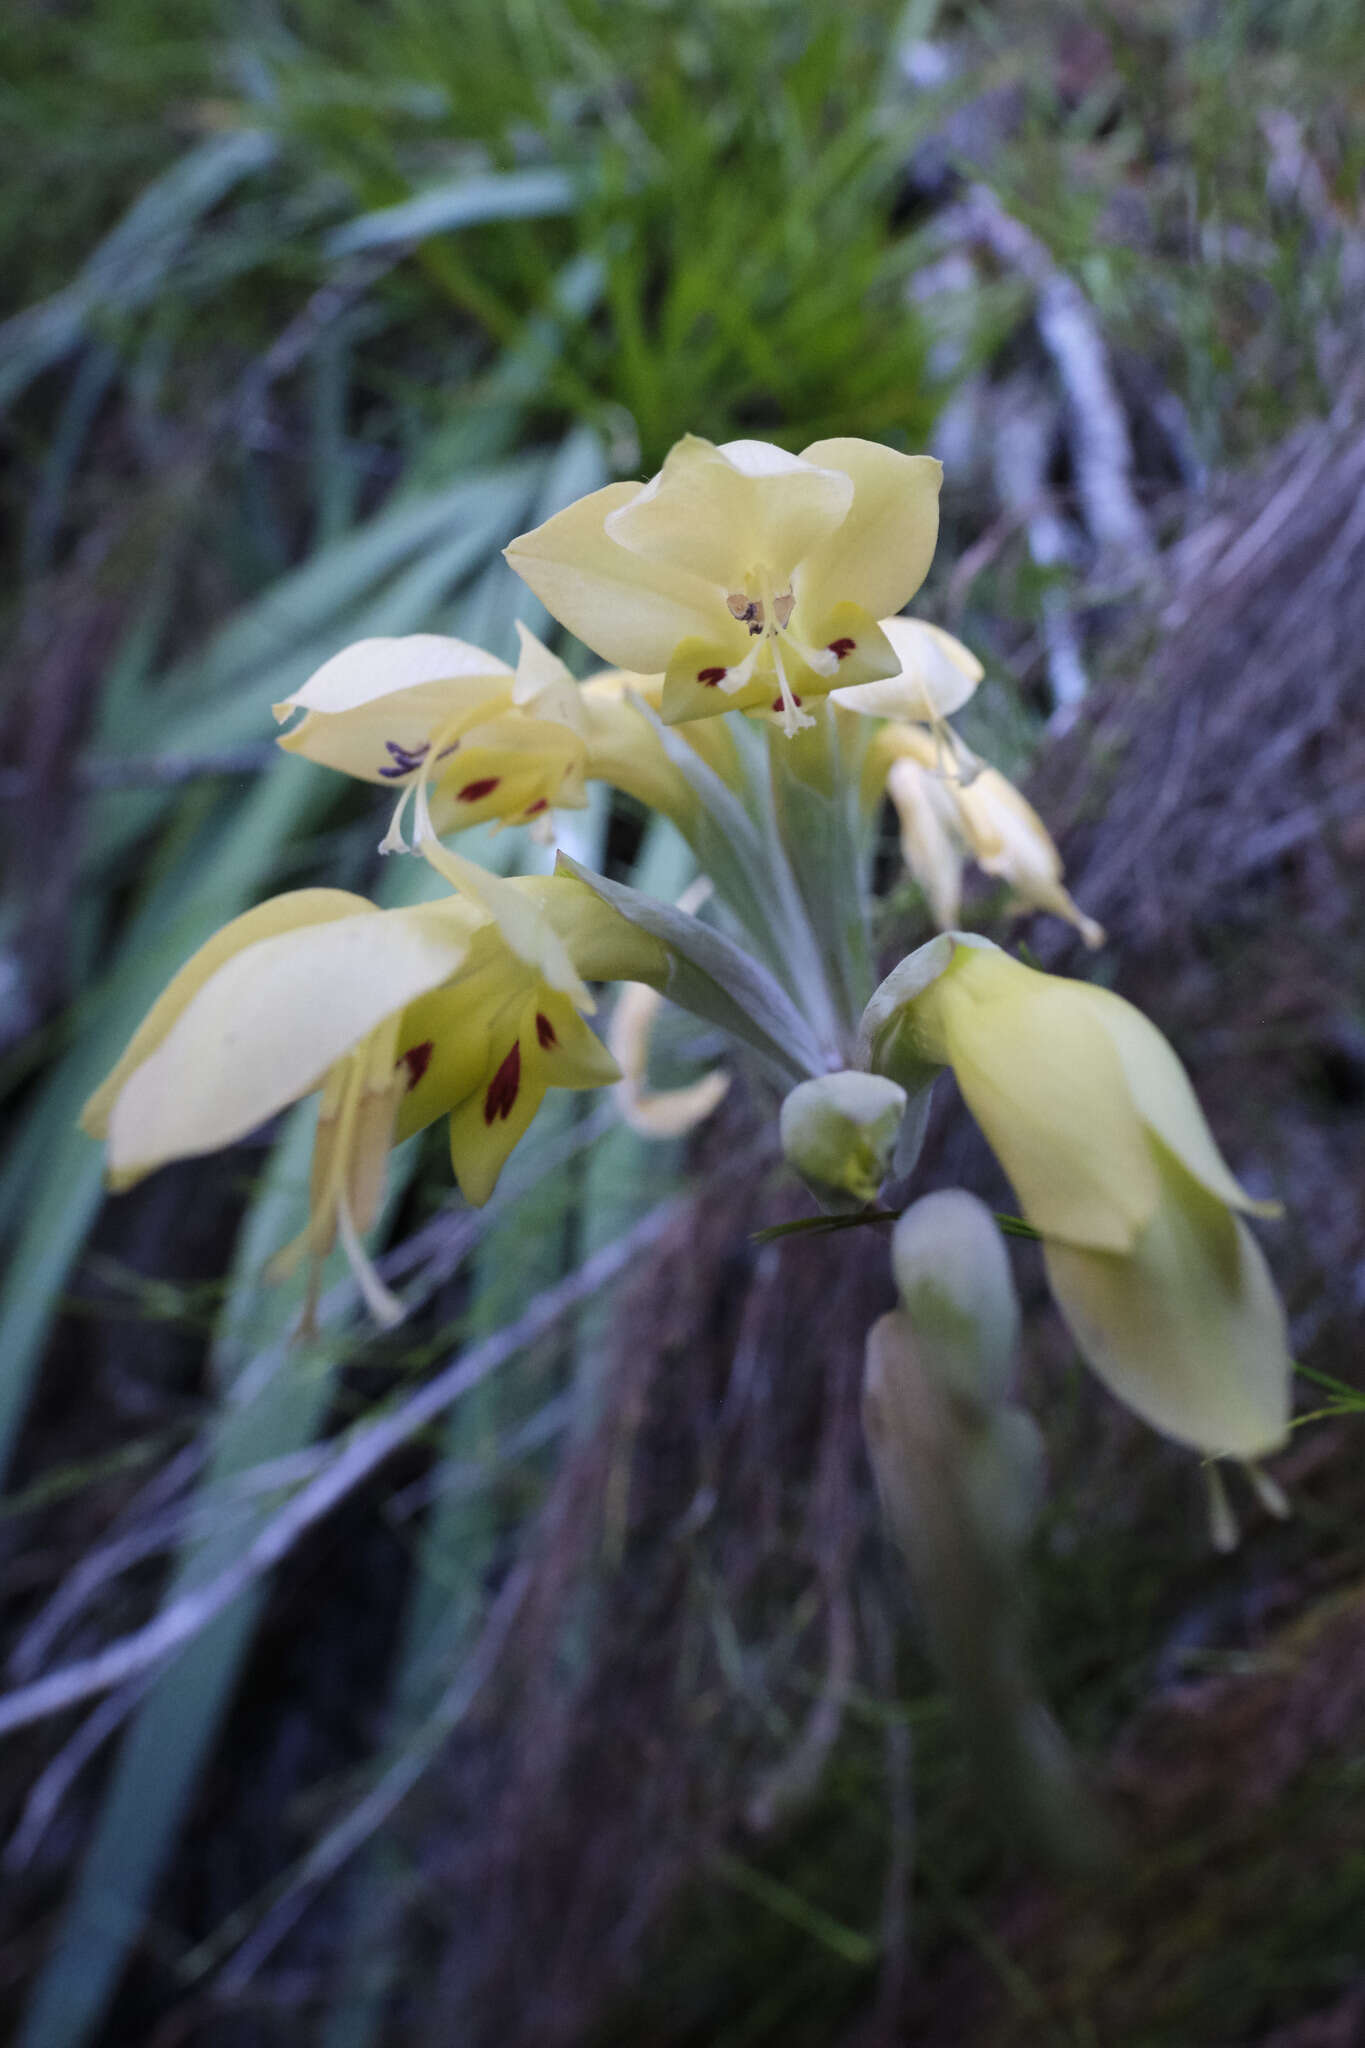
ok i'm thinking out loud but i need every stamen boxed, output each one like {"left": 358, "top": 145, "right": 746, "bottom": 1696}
{"left": 1204, "top": 1463, "right": 1239, "bottom": 1553}
{"left": 398, "top": 1041, "right": 434, "bottom": 1092}
{"left": 1243, "top": 1461, "right": 1291, "bottom": 1520}
{"left": 536, "top": 1012, "right": 557, "bottom": 1049}
{"left": 769, "top": 638, "right": 815, "bottom": 737}
{"left": 484, "top": 1042, "right": 521, "bottom": 1123}
{"left": 727, "top": 593, "right": 764, "bottom": 630}
{"left": 379, "top": 781, "right": 416, "bottom": 856}
{"left": 773, "top": 591, "right": 795, "bottom": 629}
{"left": 336, "top": 1191, "right": 405, "bottom": 1329}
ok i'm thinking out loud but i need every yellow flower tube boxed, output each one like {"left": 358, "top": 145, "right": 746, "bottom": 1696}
{"left": 860, "top": 936, "right": 1291, "bottom": 1457}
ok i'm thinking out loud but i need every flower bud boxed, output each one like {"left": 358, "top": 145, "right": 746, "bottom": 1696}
{"left": 779, "top": 1070, "right": 907, "bottom": 1208}
{"left": 891, "top": 1190, "right": 1020, "bottom": 1404}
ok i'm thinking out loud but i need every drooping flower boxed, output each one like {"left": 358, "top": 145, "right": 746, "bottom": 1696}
{"left": 860, "top": 935, "right": 1291, "bottom": 1457}
{"left": 504, "top": 434, "right": 941, "bottom": 737}
{"left": 872, "top": 721, "right": 1103, "bottom": 947}
{"left": 273, "top": 628, "right": 588, "bottom": 851}
{"left": 81, "top": 868, "right": 630, "bottom": 1323}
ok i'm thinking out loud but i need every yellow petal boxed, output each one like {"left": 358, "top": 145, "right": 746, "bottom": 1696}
{"left": 795, "top": 440, "right": 942, "bottom": 622}
{"left": 1044, "top": 1138, "right": 1291, "bottom": 1456}
{"left": 511, "top": 621, "right": 587, "bottom": 733}
{"left": 446, "top": 1025, "right": 548, "bottom": 1206}
{"left": 605, "top": 435, "right": 852, "bottom": 589}
{"left": 954, "top": 767, "right": 1105, "bottom": 949}
{"left": 1069, "top": 983, "right": 1280, "bottom": 1217}
{"left": 505, "top": 481, "right": 726, "bottom": 675}
{"left": 390, "top": 967, "right": 499, "bottom": 1145}
{"left": 81, "top": 889, "right": 377, "bottom": 1140}
{"left": 885, "top": 754, "right": 966, "bottom": 929}
{"left": 274, "top": 635, "right": 514, "bottom": 786}
{"left": 104, "top": 901, "right": 480, "bottom": 1184}
{"left": 833, "top": 616, "right": 982, "bottom": 722}
{"left": 417, "top": 844, "right": 592, "bottom": 1008}
{"left": 914, "top": 942, "right": 1158, "bottom": 1251}
{"left": 424, "top": 714, "right": 588, "bottom": 832}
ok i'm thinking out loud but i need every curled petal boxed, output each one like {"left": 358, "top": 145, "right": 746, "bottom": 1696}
{"left": 795, "top": 440, "right": 942, "bottom": 623}
{"left": 605, "top": 435, "right": 852, "bottom": 589}
{"left": 886, "top": 754, "right": 966, "bottom": 929}
{"left": 505, "top": 482, "right": 726, "bottom": 675}
{"left": 274, "top": 635, "right": 513, "bottom": 785}
{"left": 955, "top": 768, "right": 1104, "bottom": 950}
{"left": 834, "top": 616, "right": 982, "bottom": 722}
{"left": 609, "top": 981, "right": 729, "bottom": 1139}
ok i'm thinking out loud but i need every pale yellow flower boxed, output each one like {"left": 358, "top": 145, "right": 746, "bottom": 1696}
{"left": 81, "top": 868, "right": 628, "bottom": 1323}
{"left": 861, "top": 936, "right": 1290, "bottom": 1456}
{"left": 505, "top": 434, "right": 941, "bottom": 737}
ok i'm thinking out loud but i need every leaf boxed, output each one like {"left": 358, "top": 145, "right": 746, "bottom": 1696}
{"left": 553, "top": 853, "right": 825, "bottom": 1083}
{"left": 326, "top": 168, "right": 575, "bottom": 257}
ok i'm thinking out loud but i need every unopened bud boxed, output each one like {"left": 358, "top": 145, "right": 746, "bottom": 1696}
{"left": 891, "top": 1189, "right": 1020, "bottom": 1403}
{"left": 779, "top": 1070, "right": 907, "bottom": 1208}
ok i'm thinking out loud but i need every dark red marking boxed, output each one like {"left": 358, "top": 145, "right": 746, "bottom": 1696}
{"left": 523, "top": 798, "right": 549, "bottom": 817}
{"left": 397, "top": 1040, "right": 434, "bottom": 1092}
{"left": 458, "top": 777, "right": 501, "bottom": 803}
{"left": 827, "top": 637, "right": 856, "bottom": 661}
{"left": 771, "top": 694, "right": 803, "bottom": 712}
{"left": 483, "top": 1042, "right": 521, "bottom": 1124}
{"left": 535, "top": 1011, "right": 557, "bottom": 1050}
{"left": 697, "top": 666, "right": 727, "bottom": 686}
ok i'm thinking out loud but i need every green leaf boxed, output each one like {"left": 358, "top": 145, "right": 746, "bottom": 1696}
{"left": 553, "top": 852, "right": 825, "bottom": 1084}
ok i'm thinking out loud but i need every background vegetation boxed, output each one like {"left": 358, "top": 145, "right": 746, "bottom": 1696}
{"left": 1, "top": 2, "right": 1363, "bottom": 2043}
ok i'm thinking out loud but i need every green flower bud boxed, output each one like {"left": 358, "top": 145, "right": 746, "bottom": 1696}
{"left": 891, "top": 1189, "right": 1020, "bottom": 1404}
{"left": 779, "top": 1070, "right": 907, "bottom": 1208}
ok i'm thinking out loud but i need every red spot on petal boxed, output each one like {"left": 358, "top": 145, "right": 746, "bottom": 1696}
{"left": 536, "top": 1011, "right": 557, "bottom": 1050}
{"left": 458, "top": 777, "right": 500, "bottom": 803}
{"left": 697, "top": 666, "right": 727, "bottom": 686}
{"left": 397, "top": 1040, "right": 434, "bottom": 1092}
{"left": 483, "top": 1042, "right": 521, "bottom": 1124}
{"left": 523, "top": 798, "right": 549, "bottom": 817}
{"left": 771, "top": 694, "right": 803, "bottom": 712}
{"left": 827, "top": 637, "right": 856, "bottom": 661}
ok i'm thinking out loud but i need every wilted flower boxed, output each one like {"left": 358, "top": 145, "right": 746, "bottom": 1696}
{"left": 505, "top": 434, "right": 941, "bottom": 737}
{"left": 873, "top": 721, "right": 1103, "bottom": 947}
{"left": 860, "top": 935, "right": 1290, "bottom": 1456}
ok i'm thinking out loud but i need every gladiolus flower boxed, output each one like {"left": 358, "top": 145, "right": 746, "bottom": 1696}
{"left": 860, "top": 935, "right": 1290, "bottom": 1457}
{"left": 81, "top": 868, "right": 624, "bottom": 1324}
{"left": 505, "top": 434, "right": 941, "bottom": 738}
